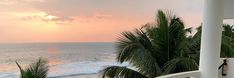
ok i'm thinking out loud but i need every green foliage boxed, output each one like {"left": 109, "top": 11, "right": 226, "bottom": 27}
{"left": 101, "top": 10, "right": 199, "bottom": 78}
{"left": 221, "top": 24, "right": 234, "bottom": 57}
{"left": 101, "top": 66, "right": 148, "bottom": 78}
{"left": 16, "top": 58, "right": 49, "bottom": 78}
{"left": 193, "top": 25, "right": 234, "bottom": 57}
{"left": 101, "top": 10, "right": 234, "bottom": 78}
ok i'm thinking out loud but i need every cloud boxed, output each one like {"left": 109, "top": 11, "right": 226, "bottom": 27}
{"left": 72, "top": 13, "right": 114, "bottom": 24}
{"left": 6, "top": 11, "right": 74, "bottom": 24}
{"left": 21, "top": 0, "right": 203, "bottom": 23}
{"left": 1, "top": 0, "right": 203, "bottom": 23}
{"left": 49, "top": 16, "right": 73, "bottom": 22}
{"left": 20, "top": 0, "right": 45, "bottom": 2}
{"left": 0, "top": 0, "right": 205, "bottom": 42}
{"left": 94, "top": 13, "right": 112, "bottom": 19}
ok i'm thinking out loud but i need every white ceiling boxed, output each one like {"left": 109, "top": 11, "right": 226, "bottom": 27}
{"left": 224, "top": 0, "right": 234, "bottom": 19}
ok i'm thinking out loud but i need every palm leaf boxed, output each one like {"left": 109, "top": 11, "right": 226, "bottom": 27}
{"left": 16, "top": 58, "right": 49, "bottom": 78}
{"left": 116, "top": 29, "right": 161, "bottom": 77}
{"left": 101, "top": 66, "right": 148, "bottom": 78}
{"left": 162, "top": 57, "right": 198, "bottom": 75}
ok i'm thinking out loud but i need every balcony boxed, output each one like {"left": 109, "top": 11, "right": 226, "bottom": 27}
{"left": 156, "top": 58, "right": 234, "bottom": 78}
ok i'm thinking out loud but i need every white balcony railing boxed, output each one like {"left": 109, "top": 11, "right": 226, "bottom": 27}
{"left": 155, "top": 58, "right": 234, "bottom": 78}
{"left": 156, "top": 71, "right": 200, "bottom": 78}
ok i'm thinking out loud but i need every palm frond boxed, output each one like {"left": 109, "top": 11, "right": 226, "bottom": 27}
{"left": 162, "top": 57, "right": 198, "bottom": 75}
{"left": 117, "top": 29, "right": 161, "bottom": 77}
{"left": 101, "top": 66, "right": 148, "bottom": 78}
{"left": 168, "top": 17, "right": 188, "bottom": 57}
{"left": 221, "top": 35, "right": 234, "bottom": 57}
{"left": 223, "top": 24, "right": 233, "bottom": 37}
{"left": 16, "top": 58, "right": 49, "bottom": 78}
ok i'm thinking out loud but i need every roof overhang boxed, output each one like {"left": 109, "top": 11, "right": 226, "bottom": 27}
{"left": 224, "top": 0, "right": 234, "bottom": 19}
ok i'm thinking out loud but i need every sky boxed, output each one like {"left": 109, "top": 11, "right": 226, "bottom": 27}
{"left": 0, "top": 0, "right": 205, "bottom": 43}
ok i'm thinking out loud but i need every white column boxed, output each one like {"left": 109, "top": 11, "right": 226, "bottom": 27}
{"left": 199, "top": 0, "right": 224, "bottom": 78}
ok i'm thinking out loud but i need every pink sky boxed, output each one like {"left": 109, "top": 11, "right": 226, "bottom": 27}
{"left": 0, "top": 0, "right": 206, "bottom": 43}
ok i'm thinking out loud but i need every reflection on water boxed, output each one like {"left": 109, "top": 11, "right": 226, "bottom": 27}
{"left": 0, "top": 64, "right": 17, "bottom": 72}
{"left": 47, "top": 45, "right": 60, "bottom": 56}
{"left": 47, "top": 45, "right": 62, "bottom": 66}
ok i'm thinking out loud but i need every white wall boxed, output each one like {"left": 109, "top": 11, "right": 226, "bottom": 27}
{"left": 219, "top": 58, "right": 234, "bottom": 78}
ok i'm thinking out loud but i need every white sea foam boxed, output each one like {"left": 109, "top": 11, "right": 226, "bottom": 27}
{"left": 0, "top": 61, "right": 129, "bottom": 78}
{"left": 49, "top": 61, "right": 129, "bottom": 78}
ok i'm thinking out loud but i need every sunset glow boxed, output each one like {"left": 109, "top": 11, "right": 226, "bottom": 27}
{"left": 0, "top": 0, "right": 205, "bottom": 43}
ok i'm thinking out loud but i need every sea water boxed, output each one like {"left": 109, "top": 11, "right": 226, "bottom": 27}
{"left": 0, "top": 42, "right": 122, "bottom": 78}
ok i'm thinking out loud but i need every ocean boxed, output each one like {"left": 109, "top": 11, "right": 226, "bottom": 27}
{"left": 0, "top": 42, "right": 122, "bottom": 78}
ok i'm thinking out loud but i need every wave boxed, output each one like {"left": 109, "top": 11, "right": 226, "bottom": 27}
{"left": 0, "top": 61, "right": 128, "bottom": 78}
{"left": 0, "top": 72, "right": 18, "bottom": 78}
{"left": 47, "top": 61, "right": 128, "bottom": 78}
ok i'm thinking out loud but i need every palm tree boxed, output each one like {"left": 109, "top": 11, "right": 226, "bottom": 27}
{"left": 16, "top": 58, "right": 49, "bottom": 78}
{"left": 101, "top": 10, "right": 199, "bottom": 78}
{"left": 192, "top": 25, "right": 234, "bottom": 57}
{"left": 101, "top": 10, "right": 234, "bottom": 78}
